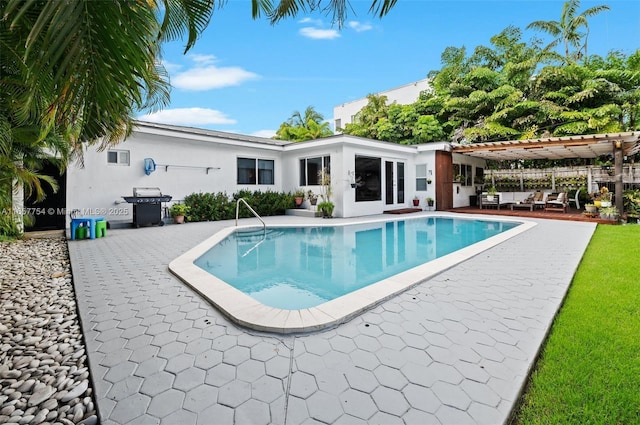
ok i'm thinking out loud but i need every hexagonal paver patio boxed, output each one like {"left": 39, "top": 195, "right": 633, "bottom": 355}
{"left": 69, "top": 214, "right": 595, "bottom": 424}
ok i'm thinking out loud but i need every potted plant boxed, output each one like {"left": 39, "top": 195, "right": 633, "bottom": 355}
{"left": 486, "top": 186, "right": 497, "bottom": 202}
{"left": 412, "top": 196, "right": 420, "bottom": 207}
{"left": 584, "top": 203, "right": 597, "bottom": 213}
{"left": 307, "top": 190, "right": 318, "bottom": 206}
{"left": 317, "top": 201, "right": 334, "bottom": 218}
{"left": 426, "top": 197, "right": 435, "bottom": 208}
{"left": 169, "top": 203, "right": 190, "bottom": 224}
{"left": 598, "top": 187, "right": 612, "bottom": 208}
{"left": 293, "top": 189, "right": 305, "bottom": 207}
{"left": 600, "top": 206, "right": 618, "bottom": 221}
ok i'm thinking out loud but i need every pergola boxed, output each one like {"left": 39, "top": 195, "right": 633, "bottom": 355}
{"left": 451, "top": 131, "right": 640, "bottom": 214}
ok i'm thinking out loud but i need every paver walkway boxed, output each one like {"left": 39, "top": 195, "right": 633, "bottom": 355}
{"left": 68, "top": 213, "right": 596, "bottom": 425}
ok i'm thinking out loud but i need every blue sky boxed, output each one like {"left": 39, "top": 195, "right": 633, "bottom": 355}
{"left": 139, "top": 0, "right": 640, "bottom": 137}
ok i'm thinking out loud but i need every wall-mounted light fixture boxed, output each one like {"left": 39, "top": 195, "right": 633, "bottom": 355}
{"left": 615, "top": 140, "right": 623, "bottom": 149}
{"left": 347, "top": 170, "right": 357, "bottom": 188}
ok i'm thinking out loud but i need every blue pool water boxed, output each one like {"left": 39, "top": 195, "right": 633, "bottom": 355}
{"left": 194, "top": 217, "right": 519, "bottom": 310}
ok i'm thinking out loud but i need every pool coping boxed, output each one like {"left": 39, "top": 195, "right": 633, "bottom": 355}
{"left": 169, "top": 213, "right": 537, "bottom": 333}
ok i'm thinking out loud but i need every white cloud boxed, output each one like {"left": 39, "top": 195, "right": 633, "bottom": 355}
{"left": 299, "top": 27, "right": 341, "bottom": 40}
{"left": 172, "top": 65, "right": 259, "bottom": 90}
{"left": 299, "top": 17, "right": 323, "bottom": 26}
{"left": 139, "top": 108, "right": 236, "bottom": 125}
{"left": 251, "top": 129, "right": 277, "bottom": 138}
{"left": 348, "top": 21, "right": 372, "bottom": 32}
{"left": 188, "top": 53, "right": 217, "bottom": 65}
{"left": 161, "top": 59, "right": 182, "bottom": 73}
{"left": 164, "top": 53, "right": 258, "bottom": 91}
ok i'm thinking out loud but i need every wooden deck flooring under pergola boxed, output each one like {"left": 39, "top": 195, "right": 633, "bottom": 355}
{"left": 449, "top": 205, "right": 618, "bottom": 224}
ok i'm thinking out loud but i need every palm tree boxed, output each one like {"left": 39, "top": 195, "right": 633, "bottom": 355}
{"left": 274, "top": 106, "right": 332, "bottom": 141}
{"left": 266, "top": 0, "right": 398, "bottom": 27}
{"left": 527, "top": 0, "right": 610, "bottom": 62}
{"left": 0, "top": 0, "right": 399, "bottom": 233}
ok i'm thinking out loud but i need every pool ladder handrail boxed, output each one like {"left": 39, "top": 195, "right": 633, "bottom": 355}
{"left": 235, "top": 198, "right": 265, "bottom": 230}
{"left": 235, "top": 198, "right": 266, "bottom": 258}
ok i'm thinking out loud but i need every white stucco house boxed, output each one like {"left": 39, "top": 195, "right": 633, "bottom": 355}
{"left": 333, "top": 78, "right": 432, "bottom": 132}
{"left": 63, "top": 121, "right": 485, "bottom": 227}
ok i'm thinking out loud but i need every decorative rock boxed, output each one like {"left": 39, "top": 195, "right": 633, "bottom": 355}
{"left": 0, "top": 238, "right": 97, "bottom": 424}
{"left": 79, "top": 414, "right": 99, "bottom": 425}
{"left": 71, "top": 403, "right": 84, "bottom": 423}
{"left": 1, "top": 405, "right": 15, "bottom": 415}
{"left": 27, "top": 385, "right": 56, "bottom": 407}
{"left": 41, "top": 398, "right": 57, "bottom": 410}
{"left": 32, "top": 409, "right": 48, "bottom": 424}
{"left": 17, "top": 379, "right": 35, "bottom": 393}
{"left": 60, "top": 381, "right": 88, "bottom": 403}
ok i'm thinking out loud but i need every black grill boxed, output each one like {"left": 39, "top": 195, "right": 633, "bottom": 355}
{"left": 123, "top": 187, "right": 172, "bottom": 227}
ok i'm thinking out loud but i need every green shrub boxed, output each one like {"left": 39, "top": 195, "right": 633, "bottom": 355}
{"left": 184, "top": 190, "right": 295, "bottom": 222}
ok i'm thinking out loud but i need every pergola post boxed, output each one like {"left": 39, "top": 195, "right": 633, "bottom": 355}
{"left": 614, "top": 140, "right": 624, "bottom": 213}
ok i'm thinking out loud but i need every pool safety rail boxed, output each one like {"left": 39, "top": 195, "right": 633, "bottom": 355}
{"left": 235, "top": 198, "right": 265, "bottom": 232}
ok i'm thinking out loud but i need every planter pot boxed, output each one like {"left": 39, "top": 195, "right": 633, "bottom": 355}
{"left": 173, "top": 215, "right": 185, "bottom": 224}
{"left": 600, "top": 201, "right": 612, "bottom": 208}
{"left": 309, "top": 198, "right": 317, "bottom": 206}
{"left": 585, "top": 205, "right": 597, "bottom": 213}
{"left": 427, "top": 201, "right": 435, "bottom": 207}
{"left": 350, "top": 183, "right": 357, "bottom": 189}
{"left": 412, "top": 199, "right": 419, "bottom": 207}
{"left": 487, "top": 195, "right": 495, "bottom": 202}
{"left": 295, "top": 196, "right": 303, "bottom": 207}
{"left": 594, "top": 200, "right": 602, "bottom": 208}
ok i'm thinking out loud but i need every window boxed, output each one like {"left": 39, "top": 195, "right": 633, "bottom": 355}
{"left": 334, "top": 119, "right": 341, "bottom": 131}
{"left": 415, "top": 164, "right": 427, "bottom": 191}
{"left": 355, "top": 156, "right": 381, "bottom": 202}
{"left": 258, "top": 160, "right": 274, "bottom": 184}
{"left": 237, "top": 158, "right": 275, "bottom": 185}
{"left": 474, "top": 167, "right": 484, "bottom": 185}
{"left": 453, "top": 163, "right": 472, "bottom": 186}
{"left": 107, "top": 150, "right": 130, "bottom": 166}
{"left": 299, "top": 156, "right": 330, "bottom": 186}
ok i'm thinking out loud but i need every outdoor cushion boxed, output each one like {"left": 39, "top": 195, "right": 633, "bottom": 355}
{"left": 533, "top": 191, "right": 544, "bottom": 202}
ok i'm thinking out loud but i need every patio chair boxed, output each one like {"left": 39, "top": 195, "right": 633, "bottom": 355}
{"left": 480, "top": 193, "right": 500, "bottom": 209}
{"left": 532, "top": 191, "right": 549, "bottom": 209}
{"left": 568, "top": 188, "right": 582, "bottom": 210}
{"left": 544, "top": 192, "right": 569, "bottom": 213}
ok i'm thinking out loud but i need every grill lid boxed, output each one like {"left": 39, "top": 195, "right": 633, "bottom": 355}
{"left": 133, "top": 187, "right": 163, "bottom": 197}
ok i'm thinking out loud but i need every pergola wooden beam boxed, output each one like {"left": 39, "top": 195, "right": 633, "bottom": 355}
{"left": 452, "top": 132, "right": 640, "bottom": 214}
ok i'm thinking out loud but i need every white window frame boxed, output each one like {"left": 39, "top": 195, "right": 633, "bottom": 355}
{"left": 416, "top": 164, "right": 427, "bottom": 191}
{"left": 107, "top": 150, "right": 130, "bottom": 166}
{"left": 237, "top": 157, "right": 275, "bottom": 185}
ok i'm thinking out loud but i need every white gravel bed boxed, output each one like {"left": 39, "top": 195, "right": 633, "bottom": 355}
{"left": 0, "top": 237, "right": 97, "bottom": 425}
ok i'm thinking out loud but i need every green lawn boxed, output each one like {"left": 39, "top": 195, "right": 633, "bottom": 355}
{"left": 515, "top": 225, "right": 640, "bottom": 424}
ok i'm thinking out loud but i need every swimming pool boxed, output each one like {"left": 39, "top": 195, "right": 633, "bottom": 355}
{"left": 169, "top": 214, "right": 535, "bottom": 333}
{"left": 194, "top": 218, "right": 519, "bottom": 310}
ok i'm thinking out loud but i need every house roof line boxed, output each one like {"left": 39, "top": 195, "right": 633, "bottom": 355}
{"left": 134, "top": 120, "right": 291, "bottom": 147}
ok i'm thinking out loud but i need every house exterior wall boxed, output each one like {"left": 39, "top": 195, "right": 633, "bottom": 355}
{"left": 66, "top": 129, "right": 283, "bottom": 226}
{"left": 333, "top": 78, "right": 432, "bottom": 132}
{"left": 451, "top": 153, "right": 487, "bottom": 208}
{"left": 66, "top": 124, "right": 468, "bottom": 227}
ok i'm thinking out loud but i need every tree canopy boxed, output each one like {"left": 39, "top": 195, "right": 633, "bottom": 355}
{"left": 0, "top": 0, "right": 399, "bottom": 235}
{"left": 341, "top": 1, "right": 639, "bottom": 149}
{"left": 273, "top": 106, "right": 333, "bottom": 142}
